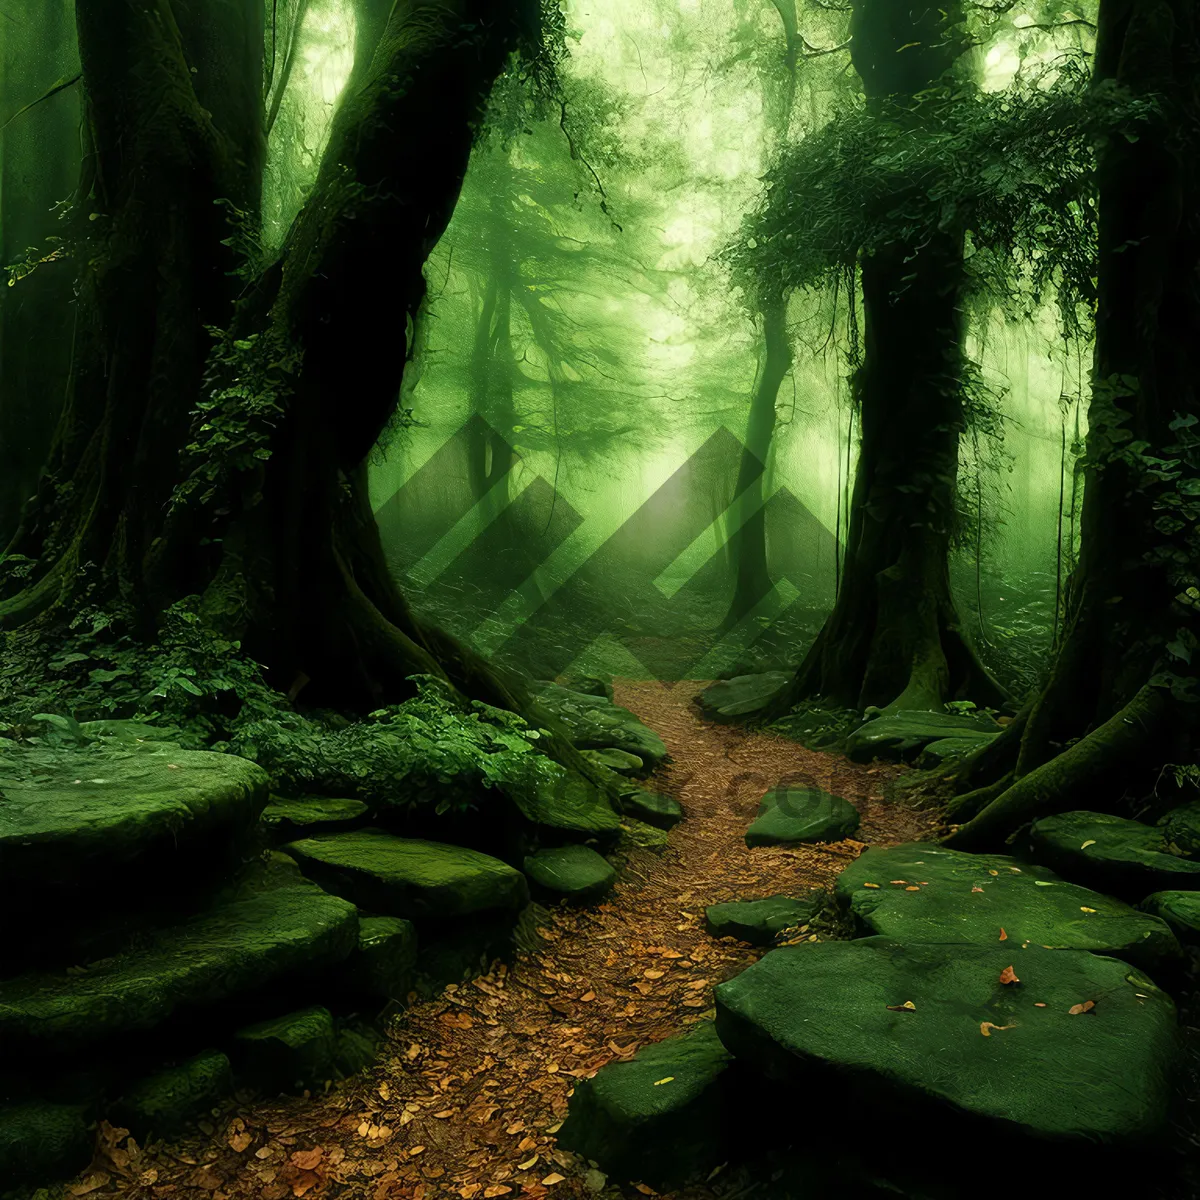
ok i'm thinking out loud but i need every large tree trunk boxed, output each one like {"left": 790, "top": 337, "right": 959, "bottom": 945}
{"left": 0, "top": 0, "right": 83, "bottom": 543}
{"left": 1, "top": 0, "right": 264, "bottom": 623}
{"left": 774, "top": 0, "right": 1005, "bottom": 714}
{"left": 0, "top": 0, "right": 550, "bottom": 723}
{"left": 945, "top": 0, "right": 1200, "bottom": 848}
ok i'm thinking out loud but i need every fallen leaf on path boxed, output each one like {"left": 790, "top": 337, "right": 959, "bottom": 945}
{"left": 229, "top": 1131, "right": 253, "bottom": 1153}
{"left": 483, "top": 1187, "right": 512, "bottom": 1198}
{"left": 1080, "top": 907, "right": 1096, "bottom": 913}
{"left": 989, "top": 870, "right": 999, "bottom": 876}
{"left": 863, "top": 883, "right": 880, "bottom": 889}
{"left": 1034, "top": 1002, "right": 1046, "bottom": 1007}
{"left": 980, "top": 1022, "right": 1017, "bottom": 1036}
{"left": 634, "top": 1186, "right": 659, "bottom": 1196}
{"left": 541, "top": 1174, "right": 565, "bottom": 1186}
{"left": 890, "top": 880, "right": 908, "bottom": 885}
{"left": 999, "top": 928, "right": 1007, "bottom": 941}
{"left": 1068, "top": 1000, "right": 1096, "bottom": 1015}
{"left": 999, "top": 966, "right": 1019, "bottom": 985}
{"left": 905, "top": 886, "right": 920, "bottom": 892}
{"left": 579, "top": 992, "right": 595, "bottom": 1002}
{"left": 1081, "top": 840, "right": 1096, "bottom": 849}
{"left": 972, "top": 887, "right": 984, "bottom": 893}
{"left": 886, "top": 1001, "right": 916, "bottom": 1012}
{"left": 291, "top": 1149, "right": 323, "bottom": 1171}
{"left": 518, "top": 1156, "right": 539, "bottom": 1170}
{"left": 653, "top": 1076, "right": 675, "bottom": 1085}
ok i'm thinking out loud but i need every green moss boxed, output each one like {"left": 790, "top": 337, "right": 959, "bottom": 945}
{"left": 283, "top": 829, "right": 529, "bottom": 919}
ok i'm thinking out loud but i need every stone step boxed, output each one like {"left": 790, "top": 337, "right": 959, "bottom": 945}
{"left": 715, "top": 937, "right": 1176, "bottom": 1145}
{"left": 282, "top": 828, "right": 529, "bottom": 920}
{"left": 0, "top": 856, "right": 358, "bottom": 1060}
{"left": 0, "top": 742, "right": 268, "bottom": 905}
{"left": 837, "top": 843, "right": 1179, "bottom": 970}
{"left": 1029, "top": 811, "right": 1200, "bottom": 898}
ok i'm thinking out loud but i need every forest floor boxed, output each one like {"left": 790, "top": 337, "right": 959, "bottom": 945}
{"left": 78, "top": 681, "right": 936, "bottom": 1200}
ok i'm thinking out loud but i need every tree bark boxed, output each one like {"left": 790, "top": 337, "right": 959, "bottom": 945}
{"left": 775, "top": 0, "right": 1005, "bottom": 713}
{"left": 0, "top": 0, "right": 545, "bottom": 720}
{"left": 946, "top": 0, "right": 1200, "bottom": 847}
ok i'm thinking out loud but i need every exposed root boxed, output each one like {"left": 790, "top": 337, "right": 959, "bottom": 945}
{"left": 944, "top": 683, "right": 1169, "bottom": 850}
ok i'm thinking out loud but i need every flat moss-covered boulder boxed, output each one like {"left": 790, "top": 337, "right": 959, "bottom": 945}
{"left": 844, "top": 711, "right": 999, "bottom": 763}
{"left": 1158, "top": 801, "right": 1200, "bottom": 857}
{"left": 837, "top": 844, "right": 1178, "bottom": 970}
{"left": 696, "top": 672, "right": 792, "bottom": 722}
{"left": 582, "top": 748, "right": 644, "bottom": 776}
{"left": 111, "top": 1049, "right": 232, "bottom": 1139}
{"left": 0, "top": 1101, "right": 91, "bottom": 1189}
{"left": 0, "top": 743, "right": 268, "bottom": 893}
{"left": 523, "top": 845, "right": 616, "bottom": 904}
{"left": 618, "top": 788, "right": 683, "bottom": 830}
{"left": 556, "top": 1021, "right": 734, "bottom": 1190}
{"left": 284, "top": 829, "right": 529, "bottom": 920}
{"left": 234, "top": 1006, "right": 338, "bottom": 1093}
{"left": 715, "top": 938, "right": 1176, "bottom": 1144}
{"left": 261, "top": 795, "right": 370, "bottom": 840}
{"left": 531, "top": 683, "right": 668, "bottom": 769}
{"left": 0, "top": 857, "right": 359, "bottom": 1056}
{"left": 1029, "top": 811, "right": 1200, "bottom": 897}
{"left": 746, "top": 787, "right": 859, "bottom": 848}
{"left": 705, "top": 893, "right": 824, "bottom": 945}
{"left": 342, "top": 916, "right": 418, "bottom": 1001}
{"left": 504, "top": 766, "right": 622, "bottom": 846}
{"left": 1140, "top": 892, "right": 1200, "bottom": 947}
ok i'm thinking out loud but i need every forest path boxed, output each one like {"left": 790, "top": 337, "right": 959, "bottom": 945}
{"left": 89, "top": 682, "right": 932, "bottom": 1200}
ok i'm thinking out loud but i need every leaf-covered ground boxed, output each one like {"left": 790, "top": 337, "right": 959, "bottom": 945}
{"left": 68, "top": 681, "right": 930, "bottom": 1200}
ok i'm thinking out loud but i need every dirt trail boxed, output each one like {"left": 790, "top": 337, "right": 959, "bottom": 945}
{"left": 86, "top": 682, "right": 934, "bottom": 1200}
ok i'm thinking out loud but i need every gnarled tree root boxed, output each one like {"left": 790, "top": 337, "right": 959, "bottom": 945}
{"left": 943, "top": 684, "right": 1169, "bottom": 851}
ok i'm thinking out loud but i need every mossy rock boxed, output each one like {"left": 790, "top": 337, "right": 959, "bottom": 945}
{"left": 0, "top": 743, "right": 268, "bottom": 895}
{"left": 530, "top": 683, "right": 668, "bottom": 768}
{"left": 110, "top": 1049, "right": 232, "bottom": 1140}
{"left": 705, "top": 893, "right": 824, "bottom": 946}
{"left": 746, "top": 787, "right": 860, "bottom": 848}
{"left": 1140, "top": 892, "right": 1200, "bottom": 947}
{"left": 556, "top": 1021, "right": 734, "bottom": 1190}
{"left": 342, "top": 916, "right": 418, "bottom": 1001}
{"left": 0, "top": 1100, "right": 91, "bottom": 1190}
{"left": 582, "top": 748, "right": 644, "bottom": 776}
{"left": 917, "top": 737, "right": 991, "bottom": 768}
{"left": 234, "top": 1005, "right": 339, "bottom": 1093}
{"left": 1029, "top": 811, "right": 1200, "bottom": 897}
{"left": 621, "top": 818, "right": 671, "bottom": 852}
{"left": 844, "top": 711, "right": 999, "bottom": 763}
{"left": 284, "top": 829, "right": 529, "bottom": 920}
{"left": 618, "top": 788, "right": 683, "bottom": 831}
{"left": 261, "top": 795, "right": 370, "bottom": 840}
{"left": 503, "top": 766, "right": 622, "bottom": 846}
{"left": 0, "top": 856, "right": 359, "bottom": 1057}
{"left": 523, "top": 845, "right": 616, "bottom": 904}
{"left": 1157, "top": 801, "right": 1200, "bottom": 857}
{"left": 696, "top": 672, "right": 792, "bottom": 722}
{"left": 714, "top": 937, "right": 1176, "bottom": 1144}
{"left": 837, "top": 844, "right": 1179, "bottom": 971}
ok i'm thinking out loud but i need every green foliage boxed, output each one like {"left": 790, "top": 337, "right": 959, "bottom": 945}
{"left": 724, "top": 64, "right": 1156, "bottom": 334}
{"left": 0, "top": 596, "right": 277, "bottom": 746}
{"left": 229, "top": 676, "right": 558, "bottom": 812}
{"left": 174, "top": 325, "right": 299, "bottom": 511}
